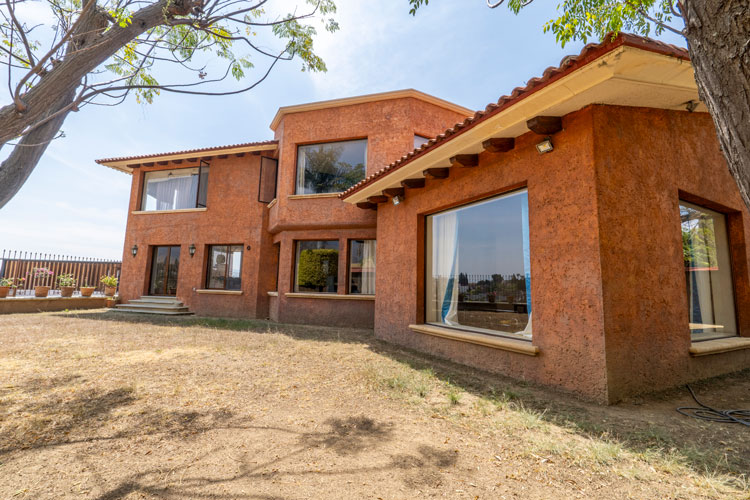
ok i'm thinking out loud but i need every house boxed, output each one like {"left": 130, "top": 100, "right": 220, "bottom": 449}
{"left": 97, "top": 34, "right": 750, "bottom": 403}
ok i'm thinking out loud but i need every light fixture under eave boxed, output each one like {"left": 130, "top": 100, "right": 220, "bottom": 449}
{"left": 189, "top": 243, "right": 196, "bottom": 257}
{"left": 536, "top": 137, "right": 554, "bottom": 154}
{"left": 392, "top": 194, "right": 403, "bottom": 206}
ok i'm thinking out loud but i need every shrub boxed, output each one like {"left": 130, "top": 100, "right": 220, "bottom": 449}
{"left": 100, "top": 275, "right": 118, "bottom": 287}
{"left": 297, "top": 249, "right": 338, "bottom": 291}
{"left": 57, "top": 273, "right": 77, "bottom": 287}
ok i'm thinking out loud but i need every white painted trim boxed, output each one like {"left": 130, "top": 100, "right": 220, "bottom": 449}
{"left": 267, "top": 291, "right": 279, "bottom": 297}
{"left": 131, "top": 208, "right": 207, "bottom": 215}
{"left": 409, "top": 324, "right": 539, "bottom": 356}
{"left": 267, "top": 198, "right": 278, "bottom": 208}
{"left": 195, "top": 289, "right": 243, "bottom": 295}
{"left": 270, "top": 89, "right": 472, "bottom": 130}
{"left": 285, "top": 292, "right": 375, "bottom": 301}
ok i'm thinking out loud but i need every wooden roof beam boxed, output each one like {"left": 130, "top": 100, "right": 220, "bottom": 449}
{"left": 424, "top": 168, "right": 449, "bottom": 179}
{"left": 449, "top": 154, "right": 479, "bottom": 168}
{"left": 401, "top": 178, "right": 425, "bottom": 189}
{"left": 383, "top": 187, "right": 405, "bottom": 198}
{"left": 357, "top": 202, "right": 377, "bottom": 210}
{"left": 367, "top": 195, "right": 389, "bottom": 204}
{"left": 482, "top": 137, "right": 515, "bottom": 153}
{"left": 527, "top": 116, "right": 562, "bottom": 135}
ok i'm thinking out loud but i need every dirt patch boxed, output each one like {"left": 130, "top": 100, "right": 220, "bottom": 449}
{"left": 0, "top": 310, "right": 747, "bottom": 499}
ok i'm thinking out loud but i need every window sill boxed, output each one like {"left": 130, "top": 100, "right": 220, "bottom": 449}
{"left": 131, "top": 208, "right": 207, "bottom": 215}
{"left": 285, "top": 292, "right": 375, "bottom": 301}
{"left": 409, "top": 324, "right": 539, "bottom": 356}
{"left": 267, "top": 198, "right": 278, "bottom": 209}
{"left": 267, "top": 291, "right": 278, "bottom": 297}
{"left": 195, "top": 289, "right": 242, "bottom": 295}
{"left": 689, "top": 337, "right": 750, "bottom": 357}
{"left": 287, "top": 193, "right": 342, "bottom": 200}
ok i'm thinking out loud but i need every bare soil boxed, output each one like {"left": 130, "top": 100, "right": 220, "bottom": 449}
{"left": 0, "top": 310, "right": 748, "bottom": 499}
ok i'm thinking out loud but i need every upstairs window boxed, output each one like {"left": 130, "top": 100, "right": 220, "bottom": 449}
{"left": 296, "top": 139, "right": 366, "bottom": 195}
{"left": 414, "top": 135, "right": 430, "bottom": 149}
{"left": 141, "top": 164, "right": 209, "bottom": 211}
{"left": 206, "top": 245, "right": 243, "bottom": 290}
{"left": 680, "top": 201, "right": 737, "bottom": 341}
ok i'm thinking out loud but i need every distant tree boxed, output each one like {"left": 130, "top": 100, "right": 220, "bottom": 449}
{"left": 458, "top": 272, "right": 468, "bottom": 286}
{"left": 408, "top": 0, "right": 750, "bottom": 213}
{"left": 0, "top": 0, "right": 338, "bottom": 207}
{"left": 297, "top": 248, "right": 338, "bottom": 291}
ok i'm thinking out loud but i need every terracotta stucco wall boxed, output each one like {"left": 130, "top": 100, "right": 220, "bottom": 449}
{"left": 263, "top": 96, "right": 469, "bottom": 328}
{"left": 120, "top": 154, "right": 271, "bottom": 318}
{"left": 373, "top": 106, "right": 611, "bottom": 401}
{"left": 592, "top": 105, "right": 750, "bottom": 402}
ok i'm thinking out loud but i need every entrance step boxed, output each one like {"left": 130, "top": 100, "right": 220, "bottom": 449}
{"left": 114, "top": 296, "right": 193, "bottom": 315}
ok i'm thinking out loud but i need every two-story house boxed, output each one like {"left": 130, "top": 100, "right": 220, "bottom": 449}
{"left": 98, "top": 34, "right": 750, "bottom": 403}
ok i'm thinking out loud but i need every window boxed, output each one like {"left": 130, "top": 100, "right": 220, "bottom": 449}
{"left": 296, "top": 139, "right": 367, "bottom": 195}
{"left": 425, "top": 189, "right": 532, "bottom": 340}
{"left": 295, "top": 240, "right": 339, "bottom": 293}
{"left": 258, "top": 157, "right": 278, "bottom": 203}
{"left": 414, "top": 135, "right": 430, "bottom": 149}
{"left": 680, "top": 201, "right": 737, "bottom": 341}
{"left": 206, "top": 245, "right": 243, "bottom": 290}
{"left": 141, "top": 164, "right": 209, "bottom": 211}
{"left": 349, "top": 240, "right": 376, "bottom": 294}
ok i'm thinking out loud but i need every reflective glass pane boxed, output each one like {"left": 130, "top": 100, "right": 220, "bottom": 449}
{"left": 296, "top": 140, "right": 366, "bottom": 194}
{"left": 207, "top": 246, "right": 228, "bottom": 289}
{"left": 349, "top": 240, "right": 376, "bottom": 294}
{"left": 142, "top": 168, "right": 203, "bottom": 211}
{"left": 227, "top": 245, "right": 243, "bottom": 290}
{"left": 295, "top": 241, "right": 339, "bottom": 293}
{"left": 414, "top": 135, "right": 430, "bottom": 149}
{"left": 425, "top": 189, "right": 532, "bottom": 339}
{"left": 681, "top": 201, "right": 737, "bottom": 341}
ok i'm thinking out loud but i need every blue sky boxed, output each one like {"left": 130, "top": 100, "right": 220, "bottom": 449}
{"left": 0, "top": 1, "right": 687, "bottom": 259}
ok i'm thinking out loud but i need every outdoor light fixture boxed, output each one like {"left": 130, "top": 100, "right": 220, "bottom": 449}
{"left": 131, "top": 244, "right": 138, "bottom": 257}
{"left": 392, "top": 195, "right": 403, "bottom": 206}
{"left": 536, "top": 137, "right": 554, "bottom": 154}
{"left": 189, "top": 244, "right": 196, "bottom": 257}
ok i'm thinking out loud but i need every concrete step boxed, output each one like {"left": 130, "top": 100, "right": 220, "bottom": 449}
{"left": 139, "top": 296, "right": 183, "bottom": 303}
{"left": 116, "top": 302, "right": 189, "bottom": 311}
{"left": 129, "top": 298, "right": 185, "bottom": 307}
{"left": 114, "top": 306, "right": 194, "bottom": 315}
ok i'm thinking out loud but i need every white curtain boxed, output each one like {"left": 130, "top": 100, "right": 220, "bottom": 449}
{"left": 434, "top": 212, "right": 459, "bottom": 325}
{"left": 360, "top": 240, "right": 376, "bottom": 295}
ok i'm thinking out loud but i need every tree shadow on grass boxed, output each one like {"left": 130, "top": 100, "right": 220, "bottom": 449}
{"left": 55, "top": 310, "right": 750, "bottom": 485}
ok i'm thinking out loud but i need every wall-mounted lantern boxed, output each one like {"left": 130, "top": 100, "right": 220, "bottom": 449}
{"left": 131, "top": 244, "right": 138, "bottom": 257}
{"left": 536, "top": 137, "right": 554, "bottom": 154}
{"left": 189, "top": 243, "right": 196, "bottom": 257}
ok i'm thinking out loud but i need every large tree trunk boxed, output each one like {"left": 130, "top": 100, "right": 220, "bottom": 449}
{"left": 681, "top": 0, "right": 750, "bottom": 211}
{"left": 0, "top": 0, "right": 182, "bottom": 208}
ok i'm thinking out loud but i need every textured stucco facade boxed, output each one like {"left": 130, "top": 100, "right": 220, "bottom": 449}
{"left": 371, "top": 104, "right": 750, "bottom": 403}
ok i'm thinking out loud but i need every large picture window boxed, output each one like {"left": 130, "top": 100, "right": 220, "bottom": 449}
{"left": 425, "top": 189, "right": 532, "bottom": 340}
{"left": 141, "top": 164, "right": 209, "bottom": 211}
{"left": 295, "top": 241, "right": 339, "bottom": 293}
{"left": 296, "top": 139, "right": 366, "bottom": 195}
{"left": 206, "top": 245, "right": 242, "bottom": 290}
{"left": 349, "top": 240, "right": 376, "bottom": 294}
{"left": 680, "top": 201, "right": 737, "bottom": 341}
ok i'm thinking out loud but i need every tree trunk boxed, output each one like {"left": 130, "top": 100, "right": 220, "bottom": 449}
{"left": 681, "top": 0, "right": 750, "bottom": 211}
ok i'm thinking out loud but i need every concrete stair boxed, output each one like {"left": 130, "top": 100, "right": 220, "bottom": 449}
{"left": 114, "top": 296, "right": 193, "bottom": 315}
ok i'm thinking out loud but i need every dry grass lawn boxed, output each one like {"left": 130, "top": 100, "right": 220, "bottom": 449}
{"left": 0, "top": 310, "right": 749, "bottom": 499}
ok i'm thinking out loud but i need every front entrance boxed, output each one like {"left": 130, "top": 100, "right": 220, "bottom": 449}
{"left": 149, "top": 246, "right": 181, "bottom": 296}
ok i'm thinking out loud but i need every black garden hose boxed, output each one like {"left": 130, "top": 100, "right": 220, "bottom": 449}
{"left": 676, "top": 385, "right": 750, "bottom": 426}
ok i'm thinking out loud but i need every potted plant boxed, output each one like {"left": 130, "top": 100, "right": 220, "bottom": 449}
{"left": 80, "top": 281, "right": 96, "bottom": 297}
{"left": 31, "top": 268, "right": 54, "bottom": 297}
{"left": 0, "top": 277, "right": 13, "bottom": 298}
{"left": 57, "top": 273, "right": 77, "bottom": 297}
{"left": 10, "top": 277, "right": 25, "bottom": 297}
{"left": 100, "top": 275, "right": 118, "bottom": 297}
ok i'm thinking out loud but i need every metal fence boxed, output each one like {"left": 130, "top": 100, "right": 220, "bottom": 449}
{"left": 456, "top": 273, "right": 528, "bottom": 303}
{"left": 0, "top": 250, "right": 121, "bottom": 297}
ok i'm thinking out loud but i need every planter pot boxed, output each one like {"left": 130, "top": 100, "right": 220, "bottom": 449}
{"left": 0, "top": 286, "right": 9, "bottom": 298}
{"left": 105, "top": 297, "right": 118, "bottom": 308}
{"left": 104, "top": 285, "right": 116, "bottom": 297}
{"left": 60, "top": 286, "right": 75, "bottom": 298}
{"left": 35, "top": 286, "right": 50, "bottom": 298}
{"left": 80, "top": 287, "right": 95, "bottom": 297}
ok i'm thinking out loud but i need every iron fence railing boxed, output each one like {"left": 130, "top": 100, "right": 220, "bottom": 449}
{"left": 452, "top": 273, "right": 528, "bottom": 303}
{"left": 0, "top": 250, "right": 121, "bottom": 297}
